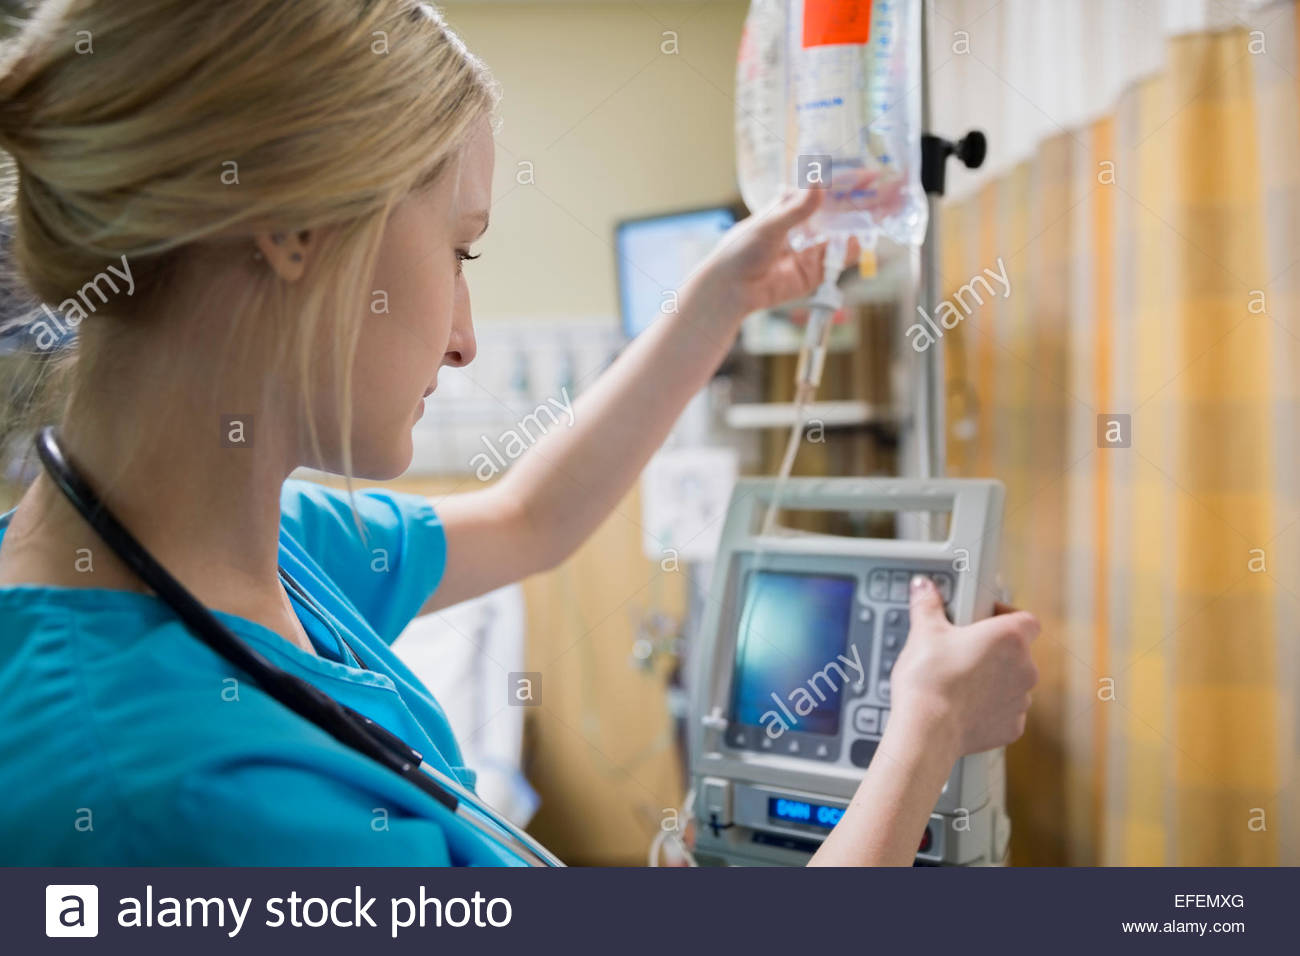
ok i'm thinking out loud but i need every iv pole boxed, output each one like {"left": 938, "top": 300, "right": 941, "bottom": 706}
{"left": 913, "top": 0, "right": 942, "bottom": 481}
{"left": 911, "top": 0, "right": 985, "bottom": 484}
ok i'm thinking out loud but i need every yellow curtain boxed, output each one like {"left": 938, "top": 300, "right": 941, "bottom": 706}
{"left": 942, "top": 13, "right": 1300, "bottom": 865}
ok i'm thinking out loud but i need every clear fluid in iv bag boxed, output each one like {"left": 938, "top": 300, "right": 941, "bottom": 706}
{"left": 737, "top": 1, "right": 926, "bottom": 250}
{"left": 787, "top": 0, "right": 927, "bottom": 253}
{"left": 736, "top": 0, "right": 790, "bottom": 217}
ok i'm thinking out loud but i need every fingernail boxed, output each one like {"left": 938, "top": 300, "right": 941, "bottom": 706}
{"left": 911, "top": 575, "right": 930, "bottom": 594}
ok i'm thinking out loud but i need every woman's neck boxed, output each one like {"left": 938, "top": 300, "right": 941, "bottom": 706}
{"left": 0, "top": 407, "right": 317, "bottom": 655}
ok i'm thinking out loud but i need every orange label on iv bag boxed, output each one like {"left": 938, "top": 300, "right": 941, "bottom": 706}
{"left": 802, "top": 0, "right": 872, "bottom": 48}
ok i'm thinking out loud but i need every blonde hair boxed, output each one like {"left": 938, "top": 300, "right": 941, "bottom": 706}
{"left": 0, "top": 0, "right": 498, "bottom": 507}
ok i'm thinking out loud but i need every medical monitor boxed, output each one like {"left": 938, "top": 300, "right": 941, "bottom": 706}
{"left": 689, "top": 477, "right": 1011, "bottom": 867}
{"left": 615, "top": 205, "right": 738, "bottom": 339}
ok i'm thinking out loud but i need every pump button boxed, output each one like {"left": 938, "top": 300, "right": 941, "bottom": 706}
{"left": 849, "top": 738, "right": 879, "bottom": 768}
{"left": 853, "top": 706, "right": 880, "bottom": 735}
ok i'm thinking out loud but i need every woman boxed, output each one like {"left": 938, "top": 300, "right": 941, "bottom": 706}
{"left": 0, "top": 1, "right": 1038, "bottom": 865}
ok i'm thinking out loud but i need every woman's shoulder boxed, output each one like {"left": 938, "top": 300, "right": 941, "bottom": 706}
{"left": 276, "top": 476, "right": 448, "bottom": 646}
{"left": 0, "top": 592, "right": 444, "bottom": 864}
{"left": 278, "top": 475, "right": 443, "bottom": 549}
{"left": 0, "top": 595, "right": 235, "bottom": 863}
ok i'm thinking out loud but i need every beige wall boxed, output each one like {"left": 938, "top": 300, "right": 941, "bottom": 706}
{"left": 440, "top": 1, "right": 748, "bottom": 321}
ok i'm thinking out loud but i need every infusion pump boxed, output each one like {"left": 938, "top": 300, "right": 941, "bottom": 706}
{"left": 688, "top": 478, "right": 1011, "bottom": 867}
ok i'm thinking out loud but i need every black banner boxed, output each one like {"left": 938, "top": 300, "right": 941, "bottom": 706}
{"left": 11, "top": 866, "right": 1293, "bottom": 953}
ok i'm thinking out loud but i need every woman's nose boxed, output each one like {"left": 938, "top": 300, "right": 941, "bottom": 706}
{"left": 442, "top": 332, "right": 477, "bottom": 368}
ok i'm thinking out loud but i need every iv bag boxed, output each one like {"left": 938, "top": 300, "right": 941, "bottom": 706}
{"left": 736, "top": 0, "right": 927, "bottom": 255}
{"left": 735, "top": 0, "right": 790, "bottom": 217}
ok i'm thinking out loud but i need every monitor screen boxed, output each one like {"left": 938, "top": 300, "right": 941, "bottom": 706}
{"left": 615, "top": 207, "right": 737, "bottom": 339}
{"left": 729, "top": 570, "right": 856, "bottom": 737}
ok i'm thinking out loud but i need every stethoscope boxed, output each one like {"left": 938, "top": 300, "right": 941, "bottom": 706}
{"left": 34, "top": 426, "right": 564, "bottom": 868}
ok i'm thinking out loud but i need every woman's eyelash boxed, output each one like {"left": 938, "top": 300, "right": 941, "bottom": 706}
{"left": 455, "top": 250, "right": 480, "bottom": 275}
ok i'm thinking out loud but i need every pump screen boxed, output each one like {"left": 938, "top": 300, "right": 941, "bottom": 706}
{"left": 729, "top": 570, "right": 855, "bottom": 737}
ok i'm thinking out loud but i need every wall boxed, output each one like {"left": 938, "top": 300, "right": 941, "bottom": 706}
{"left": 439, "top": 1, "right": 748, "bottom": 320}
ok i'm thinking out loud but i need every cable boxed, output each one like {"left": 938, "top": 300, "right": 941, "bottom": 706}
{"left": 648, "top": 786, "right": 698, "bottom": 867}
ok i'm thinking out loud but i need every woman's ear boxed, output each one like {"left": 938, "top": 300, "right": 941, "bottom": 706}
{"left": 252, "top": 229, "right": 310, "bottom": 281}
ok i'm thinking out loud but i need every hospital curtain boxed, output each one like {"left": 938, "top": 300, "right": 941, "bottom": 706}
{"left": 941, "top": 12, "right": 1300, "bottom": 865}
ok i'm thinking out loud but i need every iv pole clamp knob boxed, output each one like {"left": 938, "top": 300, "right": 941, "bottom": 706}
{"left": 921, "top": 130, "right": 987, "bottom": 197}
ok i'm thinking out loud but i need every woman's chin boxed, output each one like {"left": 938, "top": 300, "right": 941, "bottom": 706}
{"left": 372, "top": 445, "right": 415, "bottom": 481}
{"left": 342, "top": 434, "right": 415, "bottom": 481}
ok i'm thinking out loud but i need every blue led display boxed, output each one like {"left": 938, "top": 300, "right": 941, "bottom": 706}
{"left": 769, "top": 797, "right": 845, "bottom": 830}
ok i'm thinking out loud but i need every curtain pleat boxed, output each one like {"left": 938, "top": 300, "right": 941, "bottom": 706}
{"left": 941, "top": 17, "right": 1298, "bottom": 865}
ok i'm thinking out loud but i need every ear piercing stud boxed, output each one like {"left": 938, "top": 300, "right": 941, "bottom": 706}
{"left": 254, "top": 233, "right": 304, "bottom": 263}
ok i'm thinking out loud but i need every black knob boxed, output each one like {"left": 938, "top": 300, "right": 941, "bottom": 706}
{"left": 956, "top": 130, "right": 987, "bottom": 170}
{"left": 921, "top": 130, "right": 988, "bottom": 196}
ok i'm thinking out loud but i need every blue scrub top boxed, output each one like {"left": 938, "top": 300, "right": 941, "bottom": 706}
{"left": 0, "top": 479, "right": 529, "bottom": 866}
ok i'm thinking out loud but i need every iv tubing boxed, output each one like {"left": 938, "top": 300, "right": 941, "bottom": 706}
{"left": 760, "top": 233, "right": 848, "bottom": 535}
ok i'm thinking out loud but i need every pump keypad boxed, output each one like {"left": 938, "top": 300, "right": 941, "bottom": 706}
{"left": 878, "top": 609, "right": 910, "bottom": 700}
{"left": 867, "top": 568, "right": 953, "bottom": 604}
{"left": 863, "top": 570, "right": 955, "bottom": 709}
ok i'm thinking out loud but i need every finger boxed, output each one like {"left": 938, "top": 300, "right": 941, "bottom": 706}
{"left": 844, "top": 234, "right": 861, "bottom": 267}
{"left": 761, "top": 186, "right": 823, "bottom": 234}
{"left": 992, "top": 601, "right": 1019, "bottom": 616}
{"left": 908, "top": 575, "right": 949, "bottom": 630}
{"left": 967, "top": 608, "right": 1039, "bottom": 644}
{"left": 794, "top": 233, "right": 858, "bottom": 285}
{"left": 792, "top": 241, "right": 826, "bottom": 288}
